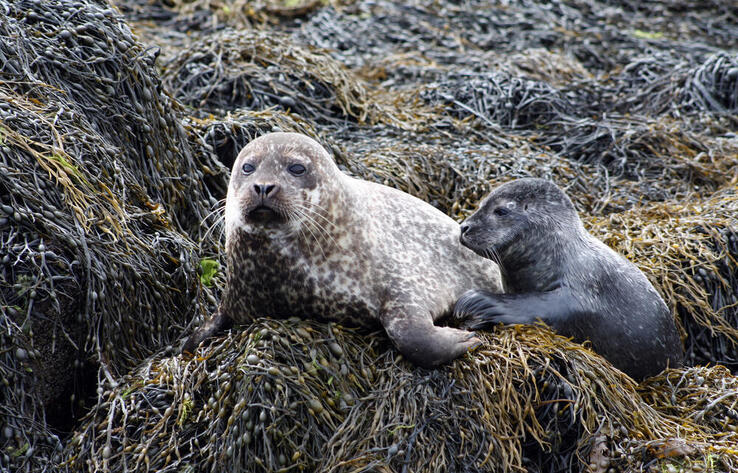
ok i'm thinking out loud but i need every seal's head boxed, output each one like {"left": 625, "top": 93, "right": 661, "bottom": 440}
{"left": 225, "top": 132, "right": 342, "bottom": 236}
{"left": 459, "top": 178, "right": 580, "bottom": 264}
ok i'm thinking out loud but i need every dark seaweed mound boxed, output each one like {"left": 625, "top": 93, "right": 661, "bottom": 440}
{"left": 1, "top": 0, "right": 737, "bottom": 472}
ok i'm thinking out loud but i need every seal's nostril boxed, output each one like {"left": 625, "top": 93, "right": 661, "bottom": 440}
{"left": 460, "top": 224, "right": 470, "bottom": 236}
{"left": 254, "top": 184, "right": 277, "bottom": 197}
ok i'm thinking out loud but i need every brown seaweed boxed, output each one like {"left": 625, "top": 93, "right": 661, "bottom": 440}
{"left": 1, "top": 0, "right": 737, "bottom": 471}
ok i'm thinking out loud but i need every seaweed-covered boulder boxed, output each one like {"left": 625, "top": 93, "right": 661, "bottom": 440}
{"left": 422, "top": 71, "right": 571, "bottom": 129}
{"left": 0, "top": 1, "right": 222, "bottom": 471}
{"left": 160, "top": 29, "right": 374, "bottom": 123}
{"left": 3, "top": 0, "right": 738, "bottom": 471}
{"left": 65, "top": 319, "right": 738, "bottom": 473}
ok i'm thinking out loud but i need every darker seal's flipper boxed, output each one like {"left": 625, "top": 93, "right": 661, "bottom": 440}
{"left": 182, "top": 310, "right": 233, "bottom": 355}
{"left": 453, "top": 288, "right": 573, "bottom": 331}
{"left": 454, "top": 289, "right": 511, "bottom": 325}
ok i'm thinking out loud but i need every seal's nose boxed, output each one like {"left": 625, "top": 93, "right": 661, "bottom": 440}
{"left": 253, "top": 184, "right": 277, "bottom": 198}
{"left": 460, "top": 223, "right": 470, "bottom": 236}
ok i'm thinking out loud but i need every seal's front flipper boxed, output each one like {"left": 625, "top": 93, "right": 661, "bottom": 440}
{"left": 454, "top": 289, "right": 512, "bottom": 322}
{"left": 454, "top": 288, "right": 576, "bottom": 331}
{"left": 381, "top": 307, "right": 480, "bottom": 368}
{"left": 182, "top": 309, "right": 233, "bottom": 355}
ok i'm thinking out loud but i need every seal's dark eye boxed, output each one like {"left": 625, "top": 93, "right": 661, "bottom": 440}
{"left": 288, "top": 164, "right": 306, "bottom": 176}
{"left": 242, "top": 163, "right": 255, "bottom": 175}
{"left": 493, "top": 207, "right": 510, "bottom": 216}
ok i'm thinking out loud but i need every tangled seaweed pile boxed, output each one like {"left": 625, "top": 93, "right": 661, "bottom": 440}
{"left": 0, "top": 1, "right": 222, "bottom": 471}
{"left": 1, "top": 0, "right": 737, "bottom": 471}
{"left": 161, "top": 29, "right": 374, "bottom": 123}
{"left": 66, "top": 320, "right": 738, "bottom": 473}
{"left": 586, "top": 190, "right": 738, "bottom": 372}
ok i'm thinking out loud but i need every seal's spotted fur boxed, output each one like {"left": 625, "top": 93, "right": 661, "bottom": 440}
{"left": 184, "top": 133, "right": 502, "bottom": 368}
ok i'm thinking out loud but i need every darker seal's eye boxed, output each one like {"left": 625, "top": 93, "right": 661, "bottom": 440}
{"left": 288, "top": 164, "right": 306, "bottom": 176}
{"left": 493, "top": 207, "right": 510, "bottom": 216}
{"left": 242, "top": 163, "right": 256, "bottom": 175}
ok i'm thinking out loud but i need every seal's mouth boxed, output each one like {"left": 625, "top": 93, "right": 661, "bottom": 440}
{"left": 459, "top": 227, "right": 478, "bottom": 251}
{"left": 247, "top": 205, "right": 283, "bottom": 224}
{"left": 460, "top": 229, "right": 493, "bottom": 259}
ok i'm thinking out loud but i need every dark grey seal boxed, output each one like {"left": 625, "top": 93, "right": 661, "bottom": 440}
{"left": 453, "top": 178, "right": 683, "bottom": 380}
{"left": 183, "top": 132, "right": 502, "bottom": 368}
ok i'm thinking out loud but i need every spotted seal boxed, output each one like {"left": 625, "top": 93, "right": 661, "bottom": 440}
{"left": 183, "top": 132, "right": 502, "bottom": 368}
{"left": 453, "top": 178, "right": 683, "bottom": 380}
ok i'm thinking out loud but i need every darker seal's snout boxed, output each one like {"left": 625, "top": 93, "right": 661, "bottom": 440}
{"left": 459, "top": 218, "right": 480, "bottom": 247}
{"left": 459, "top": 222, "right": 473, "bottom": 247}
{"left": 459, "top": 217, "right": 491, "bottom": 258}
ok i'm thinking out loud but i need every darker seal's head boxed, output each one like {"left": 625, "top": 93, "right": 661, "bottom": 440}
{"left": 225, "top": 132, "right": 340, "bottom": 232}
{"left": 459, "top": 178, "right": 579, "bottom": 262}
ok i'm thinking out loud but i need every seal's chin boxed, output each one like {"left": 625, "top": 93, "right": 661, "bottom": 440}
{"left": 460, "top": 234, "right": 483, "bottom": 254}
{"left": 246, "top": 205, "right": 285, "bottom": 225}
{"left": 466, "top": 242, "right": 489, "bottom": 259}
{"left": 461, "top": 235, "right": 498, "bottom": 261}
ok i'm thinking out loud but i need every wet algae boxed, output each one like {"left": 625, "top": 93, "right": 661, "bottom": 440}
{"left": 1, "top": 0, "right": 737, "bottom": 472}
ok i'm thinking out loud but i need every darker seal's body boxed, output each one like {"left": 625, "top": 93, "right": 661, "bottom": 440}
{"left": 454, "top": 178, "right": 683, "bottom": 380}
{"left": 184, "top": 133, "right": 502, "bottom": 368}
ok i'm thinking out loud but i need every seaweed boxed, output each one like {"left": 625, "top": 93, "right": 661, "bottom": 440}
{"left": 0, "top": 1, "right": 222, "bottom": 471}
{"left": 65, "top": 320, "right": 738, "bottom": 473}
{"left": 160, "top": 29, "right": 374, "bottom": 123}
{"left": 1, "top": 0, "right": 737, "bottom": 471}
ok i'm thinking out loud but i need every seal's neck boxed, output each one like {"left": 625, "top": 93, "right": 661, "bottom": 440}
{"left": 500, "top": 224, "right": 584, "bottom": 293}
